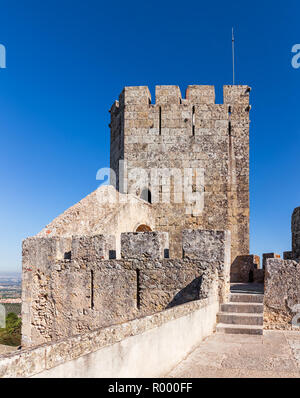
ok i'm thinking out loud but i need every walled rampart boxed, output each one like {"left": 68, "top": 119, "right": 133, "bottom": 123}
{"left": 22, "top": 229, "right": 230, "bottom": 347}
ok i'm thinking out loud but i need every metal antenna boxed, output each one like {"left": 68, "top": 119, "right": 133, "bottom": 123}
{"left": 232, "top": 27, "right": 235, "bottom": 85}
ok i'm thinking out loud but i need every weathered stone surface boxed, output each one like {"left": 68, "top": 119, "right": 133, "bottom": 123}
{"left": 182, "top": 229, "right": 230, "bottom": 263}
{"left": 264, "top": 259, "right": 300, "bottom": 330}
{"left": 71, "top": 234, "right": 116, "bottom": 261}
{"left": 23, "top": 236, "right": 72, "bottom": 271}
{"left": 121, "top": 231, "right": 168, "bottom": 260}
{"left": 261, "top": 207, "right": 300, "bottom": 329}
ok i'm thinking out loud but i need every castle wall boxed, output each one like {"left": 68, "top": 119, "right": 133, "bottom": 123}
{"left": 0, "top": 297, "right": 219, "bottom": 378}
{"left": 263, "top": 207, "right": 300, "bottom": 329}
{"left": 264, "top": 258, "right": 300, "bottom": 330}
{"left": 110, "top": 85, "right": 250, "bottom": 262}
{"left": 21, "top": 229, "right": 230, "bottom": 347}
{"left": 292, "top": 207, "right": 300, "bottom": 259}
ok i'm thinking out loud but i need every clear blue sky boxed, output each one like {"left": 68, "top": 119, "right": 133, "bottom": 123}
{"left": 0, "top": 0, "right": 299, "bottom": 272}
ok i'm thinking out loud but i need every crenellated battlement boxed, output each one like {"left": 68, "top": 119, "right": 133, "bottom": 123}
{"left": 23, "top": 229, "right": 230, "bottom": 264}
{"left": 111, "top": 85, "right": 250, "bottom": 109}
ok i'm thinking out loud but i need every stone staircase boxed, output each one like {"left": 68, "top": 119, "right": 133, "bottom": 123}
{"left": 216, "top": 292, "right": 264, "bottom": 335}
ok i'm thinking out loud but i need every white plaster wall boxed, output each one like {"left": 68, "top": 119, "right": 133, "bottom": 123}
{"left": 33, "top": 299, "right": 218, "bottom": 378}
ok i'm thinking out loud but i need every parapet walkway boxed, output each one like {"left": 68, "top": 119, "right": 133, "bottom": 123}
{"left": 167, "top": 331, "right": 300, "bottom": 378}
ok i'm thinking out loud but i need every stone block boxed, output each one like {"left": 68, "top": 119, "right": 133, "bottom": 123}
{"left": 182, "top": 229, "right": 231, "bottom": 264}
{"left": 223, "top": 85, "right": 251, "bottom": 105}
{"left": 185, "top": 85, "right": 215, "bottom": 104}
{"left": 119, "top": 86, "right": 151, "bottom": 106}
{"left": 121, "top": 232, "right": 169, "bottom": 260}
{"left": 22, "top": 237, "right": 72, "bottom": 272}
{"left": 71, "top": 235, "right": 116, "bottom": 262}
{"left": 155, "top": 85, "right": 182, "bottom": 105}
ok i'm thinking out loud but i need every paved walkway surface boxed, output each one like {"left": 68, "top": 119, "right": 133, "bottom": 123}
{"left": 167, "top": 331, "right": 300, "bottom": 378}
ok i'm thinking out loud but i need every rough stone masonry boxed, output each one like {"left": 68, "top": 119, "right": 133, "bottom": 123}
{"left": 110, "top": 85, "right": 251, "bottom": 261}
{"left": 264, "top": 206, "right": 300, "bottom": 329}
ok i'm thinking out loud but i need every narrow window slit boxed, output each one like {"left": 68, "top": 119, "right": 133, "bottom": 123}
{"left": 192, "top": 105, "right": 195, "bottom": 136}
{"left": 159, "top": 106, "right": 162, "bottom": 135}
{"left": 136, "top": 269, "right": 141, "bottom": 309}
{"left": 228, "top": 106, "right": 232, "bottom": 137}
{"left": 90, "top": 270, "right": 94, "bottom": 309}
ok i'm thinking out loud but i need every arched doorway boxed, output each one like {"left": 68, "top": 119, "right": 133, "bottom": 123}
{"left": 136, "top": 224, "right": 152, "bottom": 232}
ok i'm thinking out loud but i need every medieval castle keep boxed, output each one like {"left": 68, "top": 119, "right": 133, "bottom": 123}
{"left": 110, "top": 85, "right": 250, "bottom": 261}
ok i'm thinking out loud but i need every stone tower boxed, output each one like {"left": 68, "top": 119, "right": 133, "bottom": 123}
{"left": 110, "top": 85, "right": 251, "bottom": 262}
{"left": 292, "top": 207, "right": 300, "bottom": 259}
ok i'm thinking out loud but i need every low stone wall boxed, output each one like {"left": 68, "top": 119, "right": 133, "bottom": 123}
{"left": 0, "top": 296, "right": 219, "bottom": 378}
{"left": 264, "top": 258, "right": 300, "bottom": 330}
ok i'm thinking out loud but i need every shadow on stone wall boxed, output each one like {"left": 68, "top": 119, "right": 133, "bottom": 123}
{"left": 166, "top": 276, "right": 202, "bottom": 308}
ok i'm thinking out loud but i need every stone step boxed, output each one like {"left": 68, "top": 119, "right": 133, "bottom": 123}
{"left": 217, "top": 312, "right": 263, "bottom": 326}
{"left": 216, "top": 323, "right": 263, "bottom": 335}
{"left": 221, "top": 302, "right": 264, "bottom": 314}
{"left": 230, "top": 293, "right": 264, "bottom": 303}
